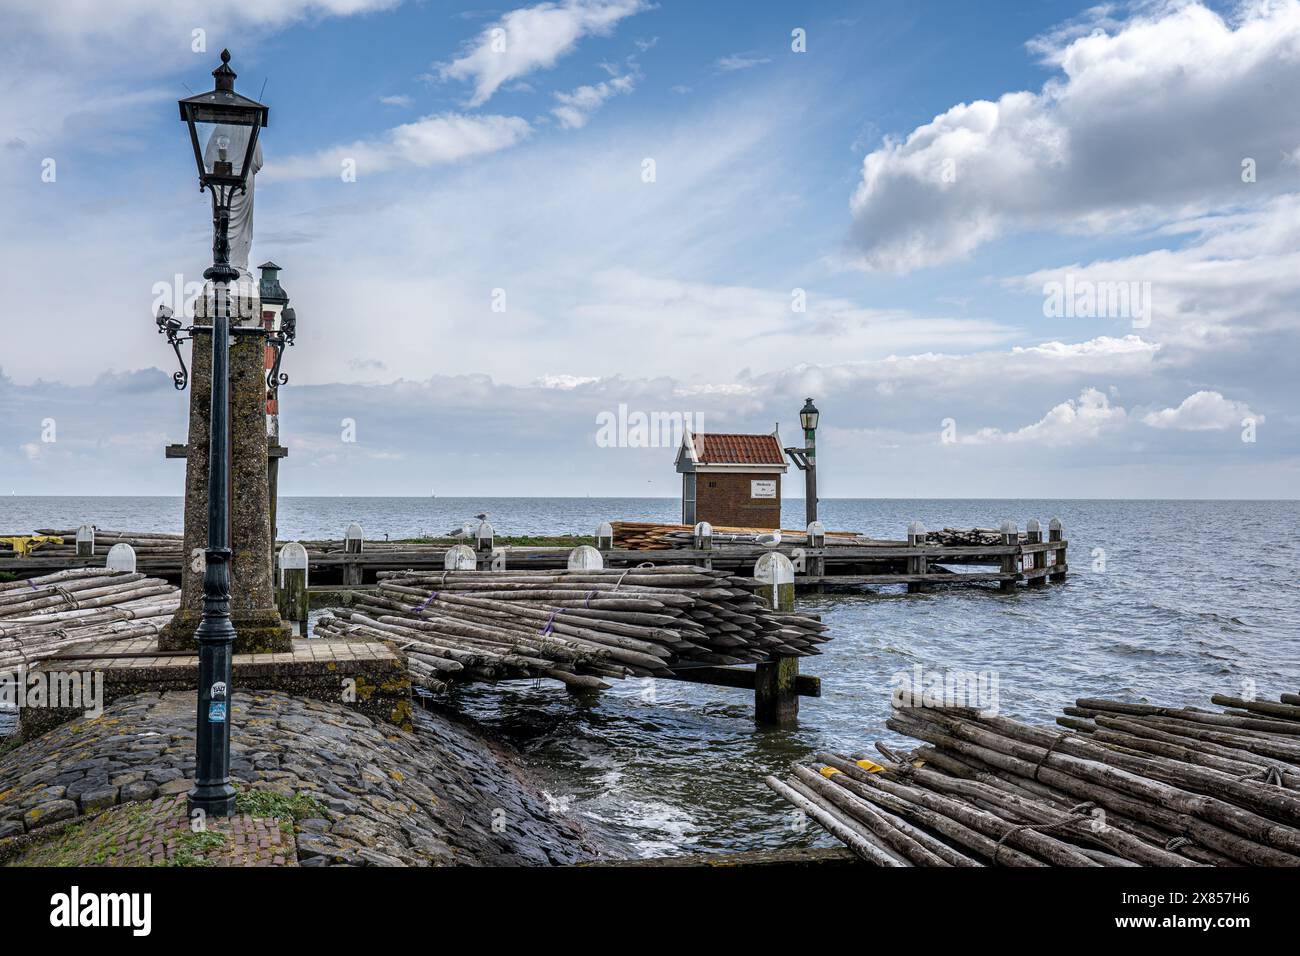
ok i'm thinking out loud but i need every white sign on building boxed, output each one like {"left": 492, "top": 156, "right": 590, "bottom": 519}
{"left": 751, "top": 479, "right": 777, "bottom": 499}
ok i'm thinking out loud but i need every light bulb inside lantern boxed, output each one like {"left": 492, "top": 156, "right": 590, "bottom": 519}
{"left": 215, "top": 135, "right": 230, "bottom": 162}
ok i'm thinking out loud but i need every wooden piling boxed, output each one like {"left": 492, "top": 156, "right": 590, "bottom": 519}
{"left": 1048, "top": 517, "right": 1067, "bottom": 582}
{"left": 475, "top": 520, "right": 495, "bottom": 571}
{"left": 906, "top": 521, "right": 927, "bottom": 593}
{"left": 344, "top": 522, "right": 364, "bottom": 554}
{"left": 999, "top": 519, "right": 1018, "bottom": 593}
{"left": 76, "top": 524, "right": 94, "bottom": 558}
{"left": 806, "top": 521, "right": 826, "bottom": 593}
{"left": 754, "top": 551, "right": 799, "bottom": 725}
{"left": 755, "top": 552, "right": 796, "bottom": 611}
{"left": 567, "top": 545, "right": 604, "bottom": 571}
{"left": 342, "top": 522, "right": 364, "bottom": 586}
{"left": 277, "top": 541, "right": 309, "bottom": 636}
{"left": 105, "top": 543, "right": 137, "bottom": 573}
{"left": 755, "top": 657, "right": 801, "bottom": 725}
{"left": 693, "top": 521, "right": 713, "bottom": 570}
{"left": 1026, "top": 518, "right": 1046, "bottom": 589}
{"left": 445, "top": 544, "right": 476, "bottom": 571}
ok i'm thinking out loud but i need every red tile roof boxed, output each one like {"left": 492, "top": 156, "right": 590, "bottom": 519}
{"left": 692, "top": 433, "right": 786, "bottom": 465}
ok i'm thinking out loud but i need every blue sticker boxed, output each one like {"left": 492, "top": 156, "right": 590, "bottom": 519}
{"left": 208, "top": 701, "right": 227, "bottom": 723}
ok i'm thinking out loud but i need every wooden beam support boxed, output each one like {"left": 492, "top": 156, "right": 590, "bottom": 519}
{"left": 755, "top": 656, "right": 801, "bottom": 725}
{"left": 663, "top": 664, "right": 820, "bottom": 697}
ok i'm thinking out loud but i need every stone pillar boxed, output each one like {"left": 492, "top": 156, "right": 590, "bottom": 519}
{"left": 161, "top": 281, "right": 291, "bottom": 654}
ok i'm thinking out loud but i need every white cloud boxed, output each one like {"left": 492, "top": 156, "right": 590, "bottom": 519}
{"left": 848, "top": 1, "right": 1300, "bottom": 272}
{"left": 715, "top": 53, "right": 771, "bottom": 72}
{"left": 379, "top": 94, "right": 413, "bottom": 106}
{"left": 966, "top": 387, "right": 1127, "bottom": 445}
{"left": 673, "top": 383, "right": 758, "bottom": 397}
{"left": 439, "top": 0, "right": 649, "bottom": 107}
{"left": 1142, "top": 390, "right": 1261, "bottom": 430}
{"left": 266, "top": 112, "right": 531, "bottom": 179}
{"left": 1011, "top": 335, "right": 1157, "bottom": 362}
{"left": 535, "top": 374, "right": 602, "bottom": 388}
{"left": 1012, "top": 194, "right": 1300, "bottom": 350}
{"left": 551, "top": 72, "right": 637, "bottom": 129}
{"left": 3, "top": 0, "right": 401, "bottom": 46}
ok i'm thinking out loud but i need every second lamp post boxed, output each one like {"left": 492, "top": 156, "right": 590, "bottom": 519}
{"left": 784, "top": 398, "right": 820, "bottom": 526}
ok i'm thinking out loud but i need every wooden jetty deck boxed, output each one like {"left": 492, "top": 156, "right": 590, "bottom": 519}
{"left": 2, "top": 517, "right": 1066, "bottom": 727}
{"left": 2, "top": 518, "right": 1068, "bottom": 593}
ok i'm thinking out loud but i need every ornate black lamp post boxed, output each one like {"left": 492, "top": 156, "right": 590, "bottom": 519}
{"left": 784, "top": 398, "right": 820, "bottom": 526}
{"left": 174, "top": 49, "right": 269, "bottom": 818}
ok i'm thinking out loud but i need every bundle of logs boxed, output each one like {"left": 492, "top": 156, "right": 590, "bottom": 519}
{"left": 314, "top": 566, "right": 830, "bottom": 694}
{"left": 0, "top": 569, "right": 181, "bottom": 669}
{"left": 609, "top": 521, "right": 863, "bottom": 550}
{"left": 767, "top": 690, "right": 1300, "bottom": 866}
{"left": 923, "top": 528, "right": 1027, "bottom": 547}
{"left": 0, "top": 529, "right": 184, "bottom": 559}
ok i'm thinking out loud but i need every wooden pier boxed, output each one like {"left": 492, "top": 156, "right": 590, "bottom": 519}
{"left": 2, "top": 517, "right": 1066, "bottom": 729}
{"left": 2, "top": 518, "right": 1068, "bottom": 593}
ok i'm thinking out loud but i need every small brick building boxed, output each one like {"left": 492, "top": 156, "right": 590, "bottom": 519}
{"left": 676, "top": 431, "right": 788, "bottom": 529}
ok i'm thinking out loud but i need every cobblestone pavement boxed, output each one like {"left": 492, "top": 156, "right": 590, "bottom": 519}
{"left": 0, "top": 691, "right": 606, "bottom": 866}
{"left": 9, "top": 795, "right": 295, "bottom": 866}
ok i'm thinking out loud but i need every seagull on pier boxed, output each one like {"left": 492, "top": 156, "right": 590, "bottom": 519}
{"left": 447, "top": 515, "right": 488, "bottom": 537}
{"left": 755, "top": 531, "right": 782, "bottom": 548}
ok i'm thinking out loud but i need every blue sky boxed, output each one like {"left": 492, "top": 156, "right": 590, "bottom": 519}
{"left": 0, "top": 0, "right": 1296, "bottom": 498}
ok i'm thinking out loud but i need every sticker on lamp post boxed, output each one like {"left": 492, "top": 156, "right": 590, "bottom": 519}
{"left": 208, "top": 701, "right": 227, "bottom": 722}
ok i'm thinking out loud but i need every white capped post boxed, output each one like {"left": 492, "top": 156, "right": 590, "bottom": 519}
{"left": 106, "top": 543, "right": 137, "bottom": 573}
{"left": 567, "top": 545, "right": 605, "bottom": 571}
{"left": 76, "top": 525, "right": 95, "bottom": 558}
{"left": 445, "top": 544, "right": 477, "bottom": 570}
{"left": 277, "top": 542, "right": 309, "bottom": 635}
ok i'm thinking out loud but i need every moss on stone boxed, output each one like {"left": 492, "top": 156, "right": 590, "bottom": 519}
{"left": 234, "top": 786, "right": 324, "bottom": 823}
{"left": 164, "top": 831, "right": 228, "bottom": 867}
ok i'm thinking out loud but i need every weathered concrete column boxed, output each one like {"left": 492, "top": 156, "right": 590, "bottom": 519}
{"left": 161, "top": 282, "right": 291, "bottom": 653}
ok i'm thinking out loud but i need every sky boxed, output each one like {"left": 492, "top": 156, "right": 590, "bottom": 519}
{"left": 0, "top": 0, "right": 1296, "bottom": 498}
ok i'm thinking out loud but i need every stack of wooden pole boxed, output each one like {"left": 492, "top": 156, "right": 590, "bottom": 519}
{"left": 767, "top": 690, "right": 1300, "bottom": 867}
{"left": 0, "top": 569, "right": 181, "bottom": 668}
{"left": 924, "top": 528, "right": 1026, "bottom": 547}
{"left": 314, "top": 567, "right": 830, "bottom": 694}
{"left": 609, "top": 521, "right": 865, "bottom": 550}
{"left": 0, "top": 529, "right": 186, "bottom": 560}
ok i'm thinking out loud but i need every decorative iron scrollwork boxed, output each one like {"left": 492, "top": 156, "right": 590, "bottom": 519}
{"left": 155, "top": 306, "right": 192, "bottom": 391}
{"left": 157, "top": 295, "right": 298, "bottom": 395}
{"left": 266, "top": 306, "right": 296, "bottom": 392}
